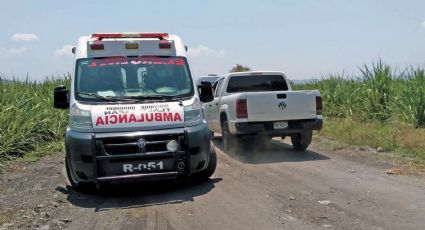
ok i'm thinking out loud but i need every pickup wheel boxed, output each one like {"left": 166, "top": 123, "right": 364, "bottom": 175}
{"left": 291, "top": 131, "right": 313, "bottom": 151}
{"left": 221, "top": 121, "right": 237, "bottom": 152}
{"left": 193, "top": 142, "right": 217, "bottom": 182}
{"left": 65, "top": 155, "right": 96, "bottom": 193}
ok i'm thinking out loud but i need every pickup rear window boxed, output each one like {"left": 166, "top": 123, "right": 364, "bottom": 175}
{"left": 227, "top": 75, "right": 288, "bottom": 93}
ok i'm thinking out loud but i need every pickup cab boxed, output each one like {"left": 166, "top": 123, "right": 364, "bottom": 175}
{"left": 53, "top": 32, "right": 216, "bottom": 191}
{"left": 204, "top": 71, "right": 323, "bottom": 151}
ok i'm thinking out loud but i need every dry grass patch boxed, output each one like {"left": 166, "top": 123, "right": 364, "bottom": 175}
{"left": 319, "top": 117, "right": 425, "bottom": 162}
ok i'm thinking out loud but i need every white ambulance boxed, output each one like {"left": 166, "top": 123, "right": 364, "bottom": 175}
{"left": 53, "top": 32, "right": 216, "bottom": 190}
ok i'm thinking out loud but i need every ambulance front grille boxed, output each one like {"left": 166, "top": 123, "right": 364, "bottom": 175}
{"left": 97, "top": 134, "right": 185, "bottom": 156}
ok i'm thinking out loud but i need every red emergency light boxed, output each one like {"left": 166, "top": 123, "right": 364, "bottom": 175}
{"left": 90, "top": 43, "right": 104, "bottom": 50}
{"left": 159, "top": 40, "right": 172, "bottom": 49}
{"left": 92, "top": 32, "right": 169, "bottom": 41}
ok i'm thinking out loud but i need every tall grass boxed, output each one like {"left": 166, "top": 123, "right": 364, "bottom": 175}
{"left": 393, "top": 68, "right": 425, "bottom": 127}
{"left": 1, "top": 61, "right": 424, "bottom": 162}
{"left": 359, "top": 60, "right": 394, "bottom": 121}
{"left": 297, "top": 60, "right": 425, "bottom": 127}
{"left": 0, "top": 75, "right": 69, "bottom": 161}
{"left": 305, "top": 74, "right": 361, "bottom": 118}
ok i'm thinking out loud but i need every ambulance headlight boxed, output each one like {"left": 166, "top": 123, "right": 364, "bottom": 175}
{"left": 184, "top": 98, "right": 203, "bottom": 124}
{"left": 70, "top": 104, "right": 92, "bottom": 128}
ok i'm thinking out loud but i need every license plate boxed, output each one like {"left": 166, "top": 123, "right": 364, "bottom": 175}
{"left": 122, "top": 160, "right": 166, "bottom": 173}
{"left": 273, "top": 121, "right": 288, "bottom": 129}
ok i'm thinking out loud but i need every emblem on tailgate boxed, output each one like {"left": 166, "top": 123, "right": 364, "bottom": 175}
{"left": 137, "top": 138, "right": 146, "bottom": 148}
{"left": 278, "top": 101, "right": 287, "bottom": 110}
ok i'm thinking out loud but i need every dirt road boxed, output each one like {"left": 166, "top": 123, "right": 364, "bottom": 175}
{"left": 1, "top": 137, "right": 425, "bottom": 230}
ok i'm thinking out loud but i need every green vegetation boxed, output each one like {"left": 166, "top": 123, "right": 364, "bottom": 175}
{"left": 229, "top": 64, "right": 251, "bottom": 73}
{"left": 296, "top": 60, "right": 425, "bottom": 161}
{"left": 1, "top": 60, "right": 425, "bottom": 165}
{"left": 0, "top": 76, "right": 69, "bottom": 164}
{"left": 298, "top": 60, "right": 425, "bottom": 127}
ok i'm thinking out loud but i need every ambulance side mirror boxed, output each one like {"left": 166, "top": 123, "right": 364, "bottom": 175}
{"left": 198, "top": 81, "right": 214, "bottom": 103}
{"left": 54, "top": 85, "right": 69, "bottom": 109}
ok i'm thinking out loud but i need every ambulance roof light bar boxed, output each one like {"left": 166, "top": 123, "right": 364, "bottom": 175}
{"left": 91, "top": 32, "right": 169, "bottom": 41}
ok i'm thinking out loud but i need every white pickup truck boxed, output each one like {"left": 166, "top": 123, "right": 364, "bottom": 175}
{"left": 203, "top": 71, "right": 323, "bottom": 151}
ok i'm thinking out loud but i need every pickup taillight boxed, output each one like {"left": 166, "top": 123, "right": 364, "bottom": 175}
{"left": 236, "top": 99, "right": 248, "bottom": 118}
{"left": 316, "top": 96, "right": 323, "bottom": 115}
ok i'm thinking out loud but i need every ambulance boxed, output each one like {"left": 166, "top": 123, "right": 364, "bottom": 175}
{"left": 53, "top": 32, "right": 215, "bottom": 190}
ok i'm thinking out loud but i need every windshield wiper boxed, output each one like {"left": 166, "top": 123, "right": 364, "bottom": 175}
{"left": 77, "top": 92, "right": 138, "bottom": 102}
{"left": 124, "top": 95, "right": 184, "bottom": 101}
{"left": 78, "top": 92, "right": 190, "bottom": 103}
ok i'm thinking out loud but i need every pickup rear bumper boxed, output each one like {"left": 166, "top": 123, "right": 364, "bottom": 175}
{"left": 233, "top": 118, "right": 323, "bottom": 136}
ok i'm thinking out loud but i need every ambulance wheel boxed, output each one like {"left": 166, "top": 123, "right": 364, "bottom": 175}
{"left": 193, "top": 142, "right": 217, "bottom": 182}
{"left": 65, "top": 154, "right": 95, "bottom": 193}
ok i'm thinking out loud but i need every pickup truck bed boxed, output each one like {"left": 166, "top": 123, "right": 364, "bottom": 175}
{"left": 246, "top": 90, "right": 317, "bottom": 121}
{"left": 203, "top": 71, "right": 323, "bottom": 151}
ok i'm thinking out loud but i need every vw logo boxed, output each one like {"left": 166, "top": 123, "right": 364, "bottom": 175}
{"left": 278, "top": 101, "right": 287, "bottom": 110}
{"left": 137, "top": 138, "right": 146, "bottom": 148}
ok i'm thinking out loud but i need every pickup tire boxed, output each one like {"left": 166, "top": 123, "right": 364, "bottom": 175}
{"left": 65, "top": 155, "right": 96, "bottom": 193}
{"left": 291, "top": 131, "right": 313, "bottom": 151}
{"left": 193, "top": 142, "right": 217, "bottom": 181}
{"left": 221, "top": 121, "right": 238, "bottom": 152}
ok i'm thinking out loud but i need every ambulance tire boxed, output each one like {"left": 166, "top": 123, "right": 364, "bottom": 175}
{"left": 65, "top": 155, "right": 96, "bottom": 193}
{"left": 193, "top": 142, "right": 217, "bottom": 182}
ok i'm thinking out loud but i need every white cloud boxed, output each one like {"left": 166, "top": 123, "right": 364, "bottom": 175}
{"left": 11, "top": 33, "right": 39, "bottom": 42}
{"left": 422, "top": 21, "right": 425, "bottom": 28}
{"left": 0, "top": 47, "right": 28, "bottom": 58}
{"left": 187, "top": 45, "right": 226, "bottom": 57}
{"left": 54, "top": 45, "right": 74, "bottom": 57}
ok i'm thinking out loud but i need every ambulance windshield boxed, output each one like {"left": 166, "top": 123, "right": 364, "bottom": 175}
{"left": 75, "top": 56, "right": 194, "bottom": 102}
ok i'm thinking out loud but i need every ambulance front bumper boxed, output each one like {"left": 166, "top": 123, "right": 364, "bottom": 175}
{"left": 65, "top": 122, "right": 211, "bottom": 183}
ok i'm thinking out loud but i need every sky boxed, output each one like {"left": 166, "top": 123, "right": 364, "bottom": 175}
{"left": 0, "top": 0, "right": 424, "bottom": 80}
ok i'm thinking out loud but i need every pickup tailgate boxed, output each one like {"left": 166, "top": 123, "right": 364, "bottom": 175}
{"left": 246, "top": 91, "right": 317, "bottom": 122}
